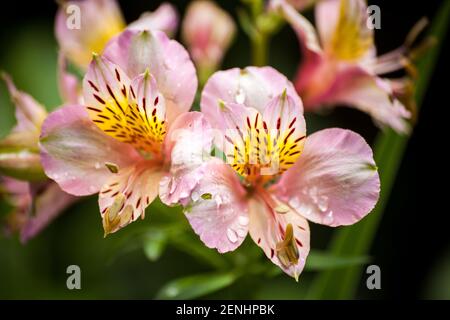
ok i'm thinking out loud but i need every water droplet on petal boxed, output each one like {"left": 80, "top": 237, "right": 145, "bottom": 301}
{"left": 238, "top": 215, "right": 249, "bottom": 226}
{"left": 323, "top": 210, "right": 334, "bottom": 225}
{"left": 317, "top": 196, "right": 328, "bottom": 212}
{"left": 236, "top": 227, "right": 247, "bottom": 237}
{"left": 179, "top": 190, "right": 189, "bottom": 198}
{"left": 235, "top": 88, "right": 246, "bottom": 104}
{"left": 191, "top": 190, "right": 201, "bottom": 202}
{"left": 227, "top": 228, "right": 238, "bottom": 243}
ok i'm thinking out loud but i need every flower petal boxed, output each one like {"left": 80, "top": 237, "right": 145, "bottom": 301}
{"left": 103, "top": 29, "right": 197, "bottom": 124}
{"left": 127, "top": 3, "right": 179, "bottom": 37}
{"left": 320, "top": 0, "right": 375, "bottom": 61}
{"left": 83, "top": 54, "right": 131, "bottom": 138}
{"left": 40, "top": 104, "right": 141, "bottom": 196}
{"left": 201, "top": 67, "right": 301, "bottom": 130}
{"left": 277, "top": 1, "right": 323, "bottom": 56}
{"left": 55, "top": 0, "right": 125, "bottom": 69}
{"left": 273, "top": 128, "right": 380, "bottom": 227}
{"left": 58, "top": 51, "right": 80, "bottom": 104}
{"left": 128, "top": 71, "right": 167, "bottom": 154}
{"left": 315, "top": 0, "right": 340, "bottom": 48}
{"left": 1, "top": 73, "right": 47, "bottom": 145}
{"left": 182, "top": 0, "right": 236, "bottom": 70}
{"left": 160, "top": 112, "right": 213, "bottom": 206}
{"left": 248, "top": 195, "right": 310, "bottom": 280}
{"left": 316, "top": 67, "right": 411, "bottom": 133}
{"left": 20, "top": 182, "right": 77, "bottom": 243}
{"left": 262, "top": 92, "right": 307, "bottom": 174}
{"left": 183, "top": 160, "right": 249, "bottom": 253}
{"left": 99, "top": 161, "right": 164, "bottom": 236}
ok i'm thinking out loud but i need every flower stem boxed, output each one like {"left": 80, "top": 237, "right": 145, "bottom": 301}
{"left": 252, "top": 33, "right": 268, "bottom": 66}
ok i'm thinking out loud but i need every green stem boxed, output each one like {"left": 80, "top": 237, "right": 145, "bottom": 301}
{"left": 252, "top": 33, "right": 268, "bottom": 66}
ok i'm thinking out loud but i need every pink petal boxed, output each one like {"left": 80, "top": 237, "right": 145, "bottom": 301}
{"left": 83, "top": 54, "right": 131, "bottom": 134}
{"left": 1, "top": 178, "right": 76, "bottom": 243}
{"left": 58, "top": 51, "right": 81, "bottom": 104}
{"left": 160, "top": 112, "right": 213, "bottom": 206}
{"left": 273, "top": 128, "right": 380, "bottom": 227}
{"left": 40, "top": 104, "right": 141, "bottom": 196}
{"left": 201, "top": 67, "right": 301, "bottom": 130}
{"left": 103, "top": 29, "right": 197, "bottom": 124}
{"left": 262, "top": 92, "right": 306, "bottom": 138}
{"left": 316, "top": 0, "right": 375, "bottom": 61}
{"left": 1, "top": 73, "right": 47, "bottom": 139}
{"left": 277, "top": 1, "right": 323, "bottom": 56}
{"left": 183, "top": 160, "right": 249, "bottom": 253}
{"left": 99, "top": 161, "right": 164, "bottom": 236}
{"left": 128, "top": 3, "right": 179, "bottom": 37}
{"left": 55, "top": 0, "right": 125, "bottom": 69}
{"left": 182, "top": 0, "right": 236, "bottom": 70}
{"left": 315, "top": 0, "right": 340, "bottom": 48}
{"left": 248, "top": 195, "right": 310, "bottom": 280}
{"left": 20, "top": 182, "right": 77, "bottom": 243}
{"left": 312, "top": 67, "right": 411, "bottom": 133}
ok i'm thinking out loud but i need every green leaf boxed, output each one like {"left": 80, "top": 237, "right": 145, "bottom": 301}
{"left": 156, "top": 272, "right": 237, "bottom": 299}
{"left": 308, "top": 2, "right": 450, "bottom": 299}
{"left": 305, "top": 251, "right": 371, "bottom": 271}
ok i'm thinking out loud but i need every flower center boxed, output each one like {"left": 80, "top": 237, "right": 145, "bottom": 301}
{"left": 86, "top": 69, "right": 167, "bottom": 158}
{"left": 226, "top": 113, "right": 305, "bottom": 186}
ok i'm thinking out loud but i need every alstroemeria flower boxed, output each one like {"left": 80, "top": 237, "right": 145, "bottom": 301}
{"left": 40, "top": 29, "right": 201, "bottom": 236}
{"left": 177, "top": 67, "right": 380, "bottom": 280}
{"left": 275, "top": 0, "right": 413, "bottom": 133}
{"left": 1, "top": 177, "right": 76, "bottom": 243}
{"left": 181, "top": 0, "right": 236, "bottom": 82}
{"left": 55, "top": 0, "right": 178, "bottom": 69}
{"left": 0, "top": 75, "right": 76, "bottom": 242}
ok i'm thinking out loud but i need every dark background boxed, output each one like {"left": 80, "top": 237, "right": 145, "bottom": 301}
{"left": 0, "top": 0, "right": 448, "bottom": 299}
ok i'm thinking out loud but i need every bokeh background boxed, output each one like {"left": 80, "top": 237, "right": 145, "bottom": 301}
{"left": 0, "top": 0, "right": 448, "bottom": 299}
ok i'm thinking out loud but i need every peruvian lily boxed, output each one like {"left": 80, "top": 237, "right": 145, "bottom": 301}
{"left": 55, "top": 0, "right": 178, "bottom": 70}
{"left": 173, "top": 67, "right": 380, "bottom": 280}
{"left": 182, "top": 0, "right": 236, "bottom": 84}
{"left": 40, "top": 29, "right": 200, "bottom": 236}
{"left": 0, "top": 75, "right": 76, "bottom": 242}
{"left": 274, "top": 0, "right": 415, "bottom": 133}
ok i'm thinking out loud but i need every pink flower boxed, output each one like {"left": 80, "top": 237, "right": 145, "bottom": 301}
{"left": 275, "top": 0, "right": 413, "bottom": 133}
{"left": 176, "top": 67, "right": 380, "bottom": 280}
{"left": 55, "top": 0, "right": 178, "bottom": 69}
{"left": 181, "top": 0, "right": 236, "bottom": 80}
{"left": 0, "top": 75, "right": 77, "bottom": 242}
{"left": 1, "top": 177, "right": 77, "bottom": 243}
{"left": 40, "top": 29, "right": 204, "bottom": 236}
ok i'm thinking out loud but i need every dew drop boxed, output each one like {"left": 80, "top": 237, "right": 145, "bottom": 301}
{"left": 236, "top": 227, "right": 247, "bottom": 237}
{"left": 227, "top": 228, "right": 238, "bottom": 243}
{"left": 238, "top": 215, "right": 249, "bottom": 226}
{"left": 323, "top": 210, "right": 334, "bottom": 225}
{"left": 179, "top": 190, "right": 189, "bottom": 198}
{"left": 317, "top": 196, "right": 329, "bottom": 212}
{"left": 235, "top": 88, "right": 246, "bottom": 104}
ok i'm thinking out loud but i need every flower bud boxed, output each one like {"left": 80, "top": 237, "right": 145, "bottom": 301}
{"left": 182, "top": 0, "right": 236, "bottom": 83}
